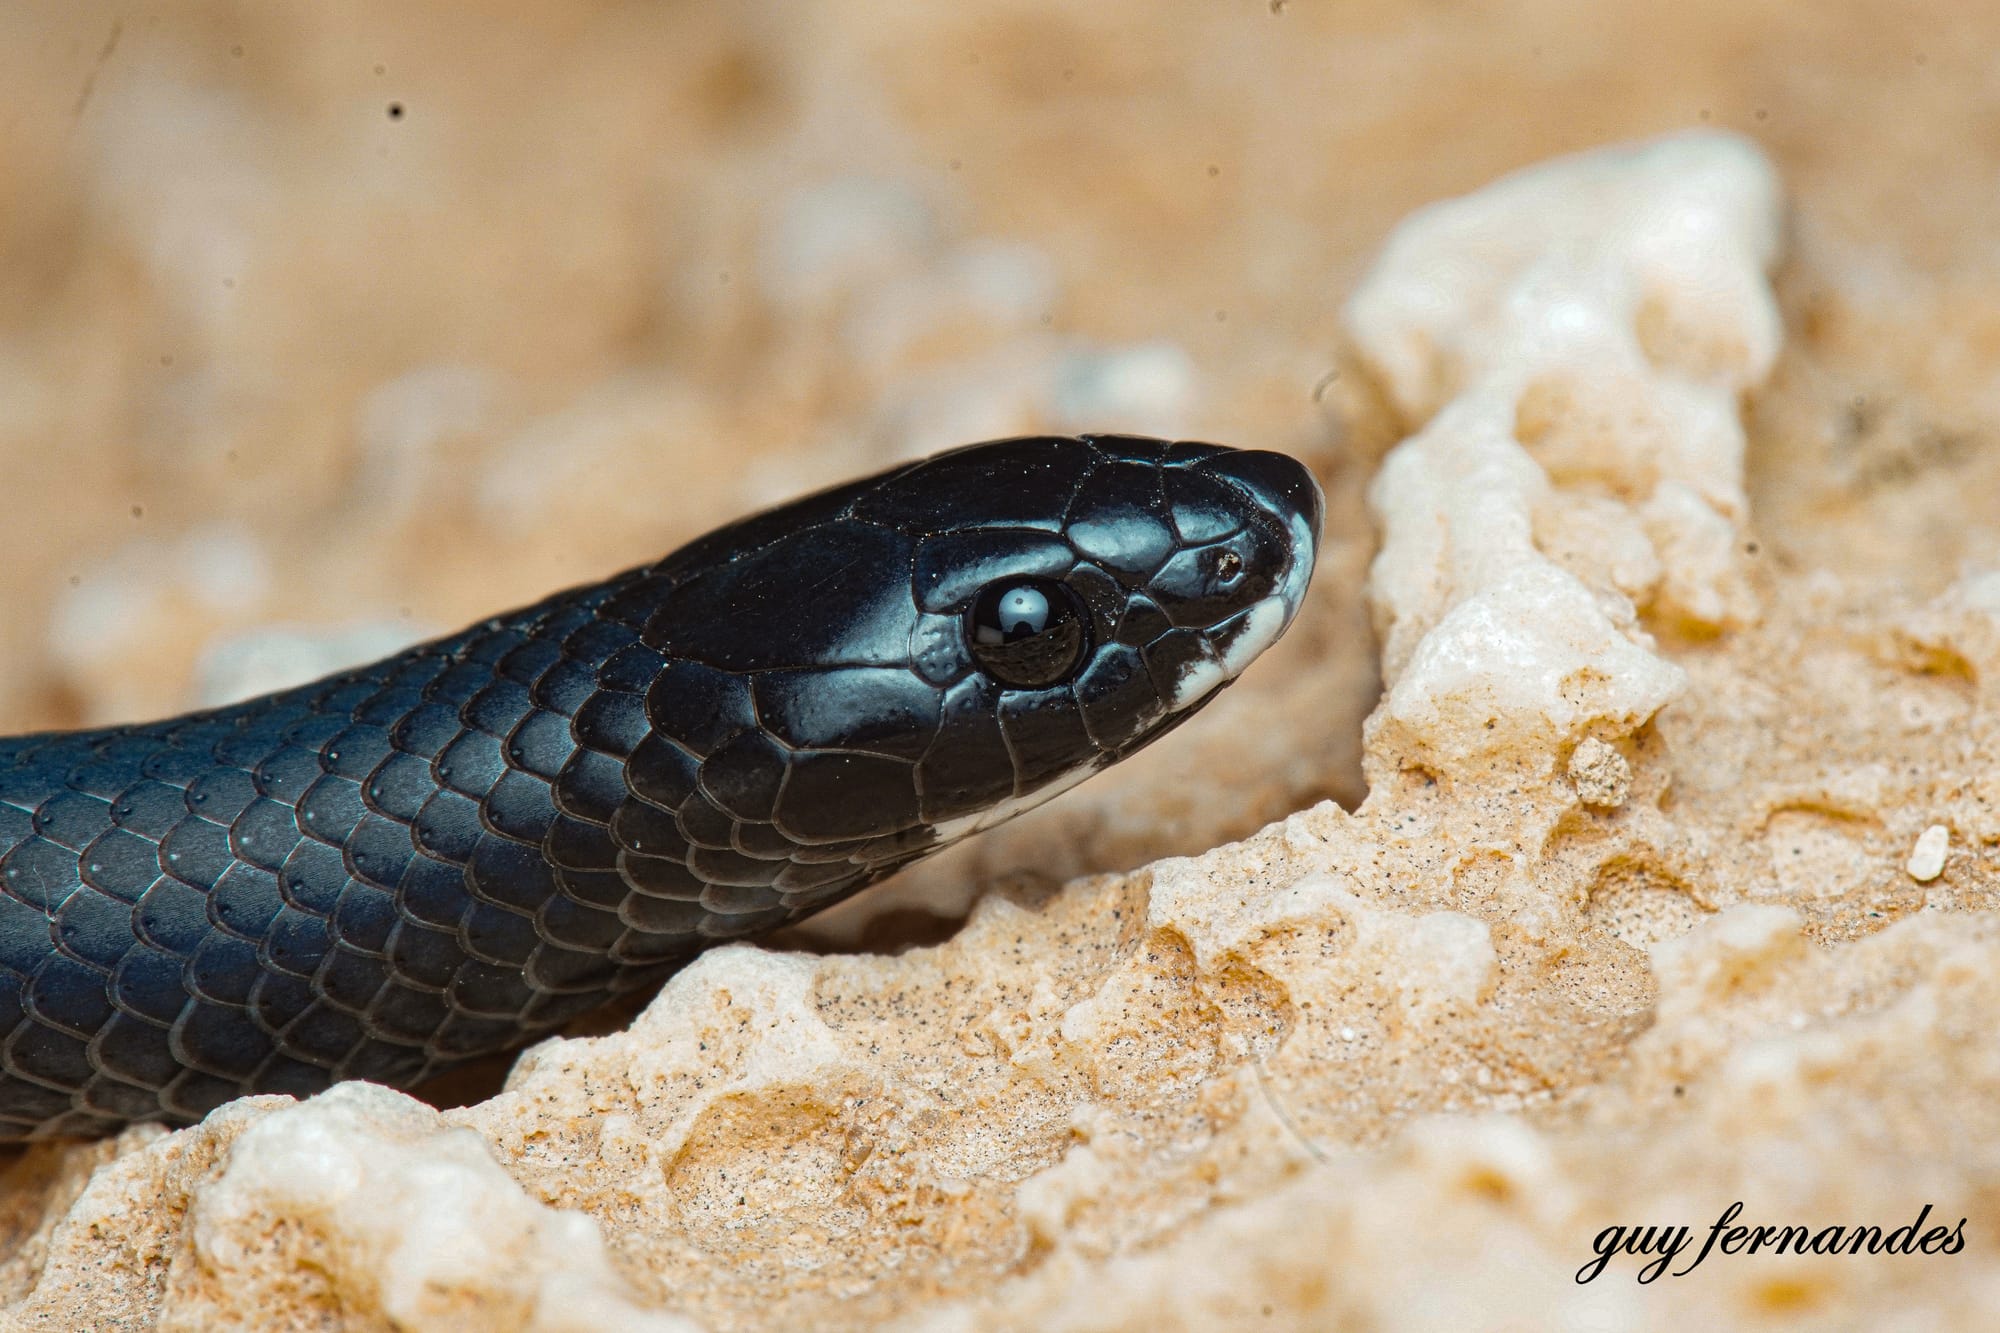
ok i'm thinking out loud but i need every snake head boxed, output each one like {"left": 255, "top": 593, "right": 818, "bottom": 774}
{"left": 632, "top": 434, "right": 1318, "bottom": 861}
{"left": 864, "top": 434, "right": 1321, "bottom": 840}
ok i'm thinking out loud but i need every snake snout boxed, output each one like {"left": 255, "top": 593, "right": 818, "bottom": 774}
{"left": 1195, "top": 449, "right": 1324, "bottom": 562}
{"left": 1138, "top": 448, "right": 1322, "bottom": 712}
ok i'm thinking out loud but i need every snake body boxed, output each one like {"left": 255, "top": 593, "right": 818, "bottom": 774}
{"left": 0, "top": 434, "right": 1319, "bottom": 1139}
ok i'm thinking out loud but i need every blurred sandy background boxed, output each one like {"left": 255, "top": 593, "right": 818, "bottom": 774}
{"left": 2, "top": 0, "right": 1997, "bottom": 899}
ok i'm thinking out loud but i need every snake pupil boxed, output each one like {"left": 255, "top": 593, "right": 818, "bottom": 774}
{"left": 967, "top": 578, "right": 1088, "bottom": 689}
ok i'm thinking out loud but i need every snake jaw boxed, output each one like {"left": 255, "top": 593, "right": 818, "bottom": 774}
{"left": 1161, "top": 580, "right": 1299, "bottom": 713}
{"left": 918, "top": 757, "right": 1106, "bottom": 847}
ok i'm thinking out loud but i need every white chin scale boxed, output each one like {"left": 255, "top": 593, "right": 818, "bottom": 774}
{"left": 924, "top": 760, "right": 1101, "bottom": 845}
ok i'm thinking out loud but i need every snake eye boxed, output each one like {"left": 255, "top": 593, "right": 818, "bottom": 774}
{"left": 966, "top": 578, "right": 1089, "bottom": 689}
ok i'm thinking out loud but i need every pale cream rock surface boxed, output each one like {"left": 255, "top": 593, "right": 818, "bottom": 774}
{"left": 2, "top": 5, "right": 1999, "bottom": 1331}
{"left": 1352, "top": 133, "right": 1775, "bottom": 780}
{"left": 177, "top": 1087, "right": 693, "bottom": 1333}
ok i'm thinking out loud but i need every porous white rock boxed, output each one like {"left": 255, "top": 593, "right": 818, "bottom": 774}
{"left": 1349, "top": 133, "right": 1782, "bottom": 778}
{"left": 576, "top": 946, "right": 870, "bottom": 1145}
{"left": 1344, "top": 131, "right": 1782, "bottom": 434}
{"left": 1144, "top": 859, "right": 1495, "bottom": 1015}
{"left": 180, "top": 1085, "right": 692, "bottom": 1333}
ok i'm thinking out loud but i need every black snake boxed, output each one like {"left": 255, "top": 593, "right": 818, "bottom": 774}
{"left": 0, "top": 433, "right": 1319, "bottom": 1139}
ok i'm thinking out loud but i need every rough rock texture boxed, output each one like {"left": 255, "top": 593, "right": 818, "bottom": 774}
{"left": 4, "top": 4, "right": 2000, "bottom": 1330}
